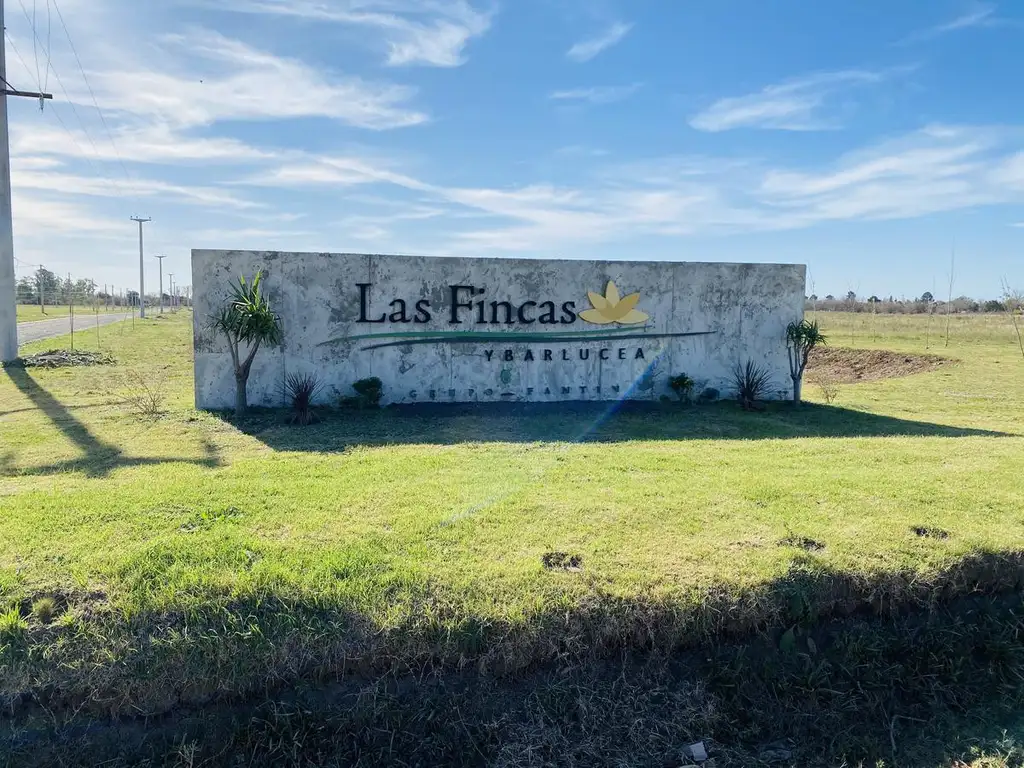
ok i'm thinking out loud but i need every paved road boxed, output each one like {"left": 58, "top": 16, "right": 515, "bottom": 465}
{"left": 17, "top": 313, "right": 130, "bottom": 346}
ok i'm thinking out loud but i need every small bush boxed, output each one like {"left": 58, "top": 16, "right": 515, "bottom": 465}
{"left": 699, "top": 387, "right": 720, "bottom": 403}
{"left": 668, "top": 373, "right": 695, "bottom": 402}
{"left": 342, "top": 377, "right": 383, "bottom": 409}
{"left": 121, "top": 369, "right": 167, "bottom": 418}
{"left": 733, "top": 360, "right": 773, "bottom": 411}
{"left": 285, "top": 372, "right": 323, "bottom": 426}
{"left": 813, "top": 373, "right": 841, "bottom": 404}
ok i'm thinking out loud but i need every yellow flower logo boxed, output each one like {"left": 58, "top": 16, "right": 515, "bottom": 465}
{"left": 579, "top": 281, "right": 650, "bottom": 325}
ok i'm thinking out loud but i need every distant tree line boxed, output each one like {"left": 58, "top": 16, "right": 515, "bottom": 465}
{"left": 15, "top": 268, "right": 100, "bottom": 305}
{"left": 15, "top": 266, "right": 190, "bottom": 308}
{"left": 806, "top": 290, "right": 1012, "bottom": 314}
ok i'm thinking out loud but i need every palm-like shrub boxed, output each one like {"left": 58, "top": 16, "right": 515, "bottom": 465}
{"left": 285, "top": 372, "right": 323, "bottom": 426}
{"left": 786, "top": 320, "right": 827, "bottom": 404}
{"left": 210, "top": 270, "right": 283, "bottom": 416}
{"left": 733, "top": 360, "right": 773, "bottom": 411}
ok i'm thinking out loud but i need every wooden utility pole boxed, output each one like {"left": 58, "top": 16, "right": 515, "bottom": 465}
{"left": 0, "top": 2, "right": 53, "bottom": 361}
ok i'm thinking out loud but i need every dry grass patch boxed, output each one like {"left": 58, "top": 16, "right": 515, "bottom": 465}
{"left": 807, "top": 346, "right": 952, "bottom": 384}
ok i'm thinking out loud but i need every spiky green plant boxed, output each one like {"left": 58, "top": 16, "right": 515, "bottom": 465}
{"left": 733, "top": 360, "right": 773, "bottom": 411}
{"left": 0, "top": 605, "right": 28, "bottom": 641}
{"left": 210, "top": 270, "right": 283, "bottom": 417}
{"left": 285, "top": 372, "right": 323, "bottom": 426}
{"left": 786, "top": 319, "right": 827, "bottom": 404}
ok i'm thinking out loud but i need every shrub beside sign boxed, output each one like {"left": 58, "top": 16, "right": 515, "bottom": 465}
{"left": 192, "top": 251, "right": 806, "bottom": 409}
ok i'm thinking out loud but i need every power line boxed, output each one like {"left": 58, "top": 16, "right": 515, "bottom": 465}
{"left": 5, "top": 22, "right": 140, "bottom": 209}
{"left": 16, "top": 0, "right": 41, "bottom": 92}
{"left": 50, "top": 0, "right": 137, "bottom": 200}
{"left": 15, "top": 3, "right": 116, "bottom": 173}
{"left": 4, "top": 29, "right": 120, "bottom": 201}
{"left": 44, "top": 0, "right": 52, "bottom": 94}
{"left": 32, "top": 0, "right": 41, "bottom": 91}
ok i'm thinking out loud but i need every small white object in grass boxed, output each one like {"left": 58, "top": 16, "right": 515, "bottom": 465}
{"left": 685, "top": 741, "right": 709, "bottom": 761}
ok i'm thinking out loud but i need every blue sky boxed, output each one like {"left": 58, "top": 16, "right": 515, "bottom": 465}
{"left": 5, "top": 0, "right": 1024, "bottom": 299}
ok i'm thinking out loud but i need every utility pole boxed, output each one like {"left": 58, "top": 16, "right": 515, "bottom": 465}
{"left": 68, "top": 272, "right": 74, "bottom": 350}
{"left": 168, "top": 274, "right": 175, "bottom": 312}
{"left": 131, "top": 217, "right": 151, "bottom": 318}
{"left": 0, "top": 3, "right": 54, "bottom": 361}
{"left": 154, "top": 254, "right": 167, "bottom": 314}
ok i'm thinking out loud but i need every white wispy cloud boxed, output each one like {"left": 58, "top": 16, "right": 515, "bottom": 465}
{"left": 690, "top": 69, "right": 886, "bottom": 132}
{"left": 990, "top": 151, "right": 1024, "bottom": 187}
{"left": 12, "top": 124, "right": 277, "bottom": 166}
{"left": 4, "top": 0, "right": 1022, "bottom": 286}
{"left": 12, "top": 194, "right": 128, "bottom": 235}
{"left": 0, "top": 0, "right": 444, "bottom": 271}
{"left": 236, "top": 124, "right": 1024, "bottom": 252}
{"left": 199, "top": 0, "right": 494, "bottom": 67}
{"left": 435, "top": 125, "right": 1024, "bottom": 249}
{"left": 549, "top": 84, "right": 641, "bottom": 105}
{"left": 238, "top": 155, "right": 431, "bottom": 191}
{"left": 754, "top": 126, "right": 1016, "bottom": 223}
{"left": 95, "top": 30, "right": 428, "bottom": 131}
{"left": 554, "top": 145, "right": 610, "bottom": 158}
{"left": 900, "top": 3, "right": 998, "bottom": 44}
{"left": 567, "top": 21, "right": 632, "bottom": 62}
{"left": 12, "top": 167, "right": 263, "bottom": 210}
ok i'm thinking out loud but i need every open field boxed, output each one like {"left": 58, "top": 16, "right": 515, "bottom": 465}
{"left": 1, "top": 310, "right": 1024, "bottom": 766}
{"left": 14, "top": 304, "right": 128, "bottom": 323}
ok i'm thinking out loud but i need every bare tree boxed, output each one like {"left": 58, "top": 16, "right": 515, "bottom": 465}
{"left": 944, "top": 249, "right": 955, "bottom": 347}
{"left": 1003, "top": 280, "right": 1024, "bottom": 360}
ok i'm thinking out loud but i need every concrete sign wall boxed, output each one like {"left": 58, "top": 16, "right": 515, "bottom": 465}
{"left": 192, "top": 251, "right": 806, "bottom": 409}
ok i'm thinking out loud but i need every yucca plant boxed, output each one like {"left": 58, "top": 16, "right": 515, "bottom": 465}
{"left": 285, "top": 372, "right": 323, "bottom": 426}
{"left": 786, "top": 319, "right": 827, "bottom": 403}
{"left": 210, "top": 270, "right": 283, "bottom": 417}
{"left": 733, "top": 360, "right": 773, "bottom": 411}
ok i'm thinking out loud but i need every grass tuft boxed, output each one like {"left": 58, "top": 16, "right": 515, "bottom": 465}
{"left": 31, "top": 597, "right": 57, "bottom": 624}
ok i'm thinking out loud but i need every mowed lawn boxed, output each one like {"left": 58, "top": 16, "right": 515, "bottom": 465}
{"left": 1, "top": 310, "right": 1023, "bottom": 714}
{"left": 15, "top": 304, "right": 115, "bottom": 323}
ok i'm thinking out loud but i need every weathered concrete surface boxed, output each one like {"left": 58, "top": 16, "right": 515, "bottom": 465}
{"left": 192, "top": 251, "right": 806, "bottom": 409}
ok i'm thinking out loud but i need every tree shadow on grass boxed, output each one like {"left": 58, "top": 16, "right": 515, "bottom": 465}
{"left": 224, "top": 399, "right": 1014, "bottom": 453}
{"left": 2, "top": 366, "right": 222, "bottom": 478}
{"left": 5, "top": 549, "right": 1024, "bottom": 767}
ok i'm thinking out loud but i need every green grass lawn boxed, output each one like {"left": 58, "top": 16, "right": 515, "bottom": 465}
{"left": 15, "top": 304, "right": 126, "bottom": 322}
{"left": 2, "top": 310, "right": 1024, "bottom": 766}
